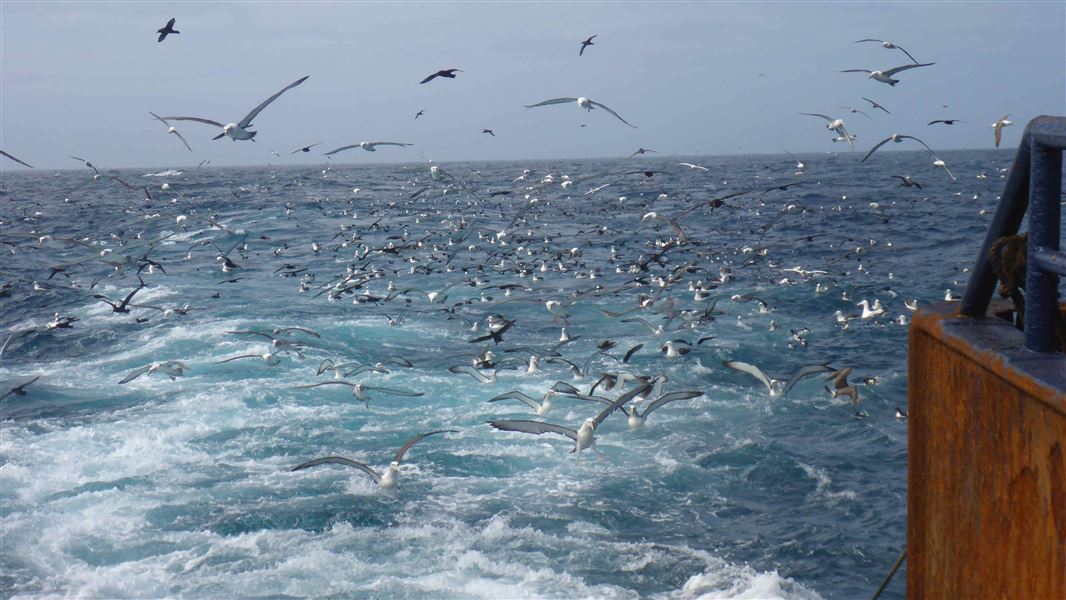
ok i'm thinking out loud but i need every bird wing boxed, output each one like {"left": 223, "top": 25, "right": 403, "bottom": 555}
{"left": 393, "top": 429, "right": 457, "bottom": 464}
{"left": 489, "top": 419, "right": 578, "bottom": 441}
{"left": 723, "top": 360, "right": 774, "bottom": 393}
{"left": 994, "top": 120, "right": 1006, "bottom": 147}
{"left": 295, "top": 380, "right": 355, "bottom": 389}
{"left": 799, "top": 113, "right": 834, "bottom": 123}
{"left": 894, "top": 45, "right": 920, "bottom": 64}
{"left": 826, "top": 367, "right": 853, "bottom": 389}
{"left": 449, "top": 364, "right": 494, "bottom": 383}
{"left": 839, "top": 123, "right": 855, "bottom": 151}
{"left": 488, "top": 391, "right": 541, "bottom": 410}
{"left": 882, "top": 62, "right": 934, "bottom": 76}
{"left": 420, "top": 72, "right": 440, "bottom": 84}
{"left": 216, "top": 354, "right": 265, "bottom": 364}
{"left": 148, "top": 111, "right": 171, "bottom": 126}
{"left": 118, "top": 365, "right": 152, "bottom": 384}
{"left": 839, "top": 69, "right": 873, "bottom": 74}
{"left": 593, "top": 382, "right": 654, "bottom": 426}
{"left": 898, "top": 135, "right": 939, "bottom": 158}
{"left": 525, "top": 97, "right": 579, "bottom": 109}
{"left": 622, "top": 343, "right": 644, "bottom": 363}
{"left": 162, "top": 116, "right": 226, "bottom": 128}
{"left": 238, "top": 75, "right": 309, "bottom": 128}
{"left": 0, "top": 150, "right": 33, "bottom": 168}
{"left": 640, "top": 390, "right": 704, "bottom": 417}
{"left": 853, "top": 38, "right": 885, "bottom": 43}
{"left": 551, "top": 381, "right": 582, "bottom": 395}
{"left": 171, "top": 129, "right": 193, "bottom": 151}
{"left": 861, "top": 136, "right": 895, "bottom": 163}
{"left": 367, "top": 142, "right": 412, "bottom": 147}
{"left": 324, "top": 145, "right": 359, "bottom": 156}
{"left": 290, "top": 456, "right": 381, "bottom": 484}
{"left": 589, "top": 100, "right": 638, "bottom": 128}
{"left": 862, "top": 97, "right": 890, "bottom": 114}
{"left": 366, "top": 386, "right": 424, "bottom": 397}
{"left": 780, "top": 364, "right": 836, "bottom": 395}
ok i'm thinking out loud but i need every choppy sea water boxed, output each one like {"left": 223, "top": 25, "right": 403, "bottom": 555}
{"left": 1, "top": 150, "right": 1014, "bottom": 598}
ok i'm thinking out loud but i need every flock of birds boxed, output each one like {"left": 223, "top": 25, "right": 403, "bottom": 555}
{"left": 0, "top": 19, "right": 1019, "bottom": 495}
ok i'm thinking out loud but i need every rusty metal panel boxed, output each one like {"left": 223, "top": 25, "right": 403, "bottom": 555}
{"left": 908, "top": 302, "right": 1065, "bottom": 599}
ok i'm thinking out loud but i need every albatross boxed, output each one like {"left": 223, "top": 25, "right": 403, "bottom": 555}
{"left": 149, "top": 112, "right": 193, "bottom": 151}
{"left": 722, "top": 361, "right": 834, "bottom": 398}
{"left": 291, "top": 429, "right": 457, "bottom": 489}
{"left": 162, "top": 75, "right": 309, "bottom": 141}
{"left": 525, "top": 97, "right": 637, "bottom": 128}
{"left": 323, "top": 141, "right": 413, "bottom": 155}
{"left": 840, "top": 62, "right": 934, "bottom": 86}
{"left": 799, "top": 113, "right": 855, "bottom": 151}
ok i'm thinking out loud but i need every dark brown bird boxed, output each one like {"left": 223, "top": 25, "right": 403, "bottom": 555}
{"left": 157, "top": 18, "right": 178, "bottom": 43}
{"left": 420, "top": 69, "right": 464, "bottom": 84}
{"left": 580, "top": 35, "right": 597, "bottom": 56}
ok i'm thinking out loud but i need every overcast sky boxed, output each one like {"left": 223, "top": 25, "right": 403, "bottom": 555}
{"left": 1, "top": 2, "right": 1063, "bottom": 170}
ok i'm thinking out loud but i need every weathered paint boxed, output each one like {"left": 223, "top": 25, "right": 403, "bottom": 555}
{"left": 908, "top": 301, "right": 1065, "bottom": 599}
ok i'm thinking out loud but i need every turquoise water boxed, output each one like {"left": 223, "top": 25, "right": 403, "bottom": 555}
{"left": 1, "top": 150, "right": 1012, "bottom": 598}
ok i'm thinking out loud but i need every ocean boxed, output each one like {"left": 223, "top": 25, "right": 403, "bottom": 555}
{"left": 0, "top": 149, "right": 1013, "bottom": 598}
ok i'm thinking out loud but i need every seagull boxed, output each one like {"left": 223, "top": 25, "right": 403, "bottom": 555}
{"left": 290, "top": 429, "right": 456, "bottom": 489}
{"left": 119, "top": 361, "right": 188, "bottom": 384}
{"left": 488, "top": 383, "right": 652, "bottom": 456}
{"left": 163, "top": 75, "right": 309, "bottom": 141}
{"left": 488, "top": 390, "right": 558, "bottom": 416}
{"left": 628, "top": 147, "right": 657, "bottom": 158}
{"left": 420, "top": 68, "right": 464, "bottom": 84}
{"left": 840, "top": 62, "right": 935, "bottom": 86}
{"left": 624, "top": 390, "right": 703, "bottom": 429}
{"left": 1, "top": 150, "right": 33, "bottom": 168}
{"left": 157, "top": 18, "right": 178, "bottom": 43}
{"left": 861, "top": 97, "right": 891, "bottom": 114}
{"left": 323, "top": 141, "right": 413, "bottom": 155}
{"left": 525, "top": 97, "right": 637, "bottom": 128}
{"left": 580, "top": 35, "right": 597, "bottom": 56}
{"left": 928, "top": 119, "right": 964, "bottom": 126}
{"left": 799, "top": 113, "right": 854, "bottom": 151}
{"left": 482, "top": 129, "right": 495, "bottom": 136}
{"left": 290, "top": 142, "right": 323, "bottom": 154}
{"left": 722, "top": 361, "right": 835, "bottom": 398}
{"left": 853, "top": 39, "right": 921, "bottom": 64}
{"left": 148, "top": 112, "right": 193, "bottom": 151}
{"left": 892, "top": 175, "right": 922, "bottom": 190}
{"left": 991, "top": 115, "right": 1013, "bottom": 148}
{"left": 295, "top": 380, "right": 424, "bottom": 407}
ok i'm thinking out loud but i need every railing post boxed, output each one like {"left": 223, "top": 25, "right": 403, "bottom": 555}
{"left": 1024, "top": 136, "right": 1062, "bottom": 352}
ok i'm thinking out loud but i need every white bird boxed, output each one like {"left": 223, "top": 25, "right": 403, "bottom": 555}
{"left": 488, "top": 390, "right": 557, "bottom": 416}
{"left": 217, "top": 352, "right": 282, "bottom": 366}
{"left": 323, "top": 141, "right": 413, "bottom": 155}
{"left": 148, "top": 112, "right": 193, "bottom": 151}
{"left": 799, "top": 113, "right": 855, "bottom": 151}
{"left": 295, "top": 380, "right": 424, "bottom": 407}
{"left": 290, "top": 429, "right": 456, "bottom": 489}
{"left": 840, "top": 62, "right": 935, "bottom": 86}
{"left": 722, "top": 361, "right": 835, "bottom": 398}
{"left": 624, "top": 390, "right": 703, "bottom": 429}
{"left": 857, "top": 299, "right": 886, "bottom": 319}
{"left": 991, "top": 115, "right": 1014, "bottom": 148}
{"left": 863, "top": 134, "right": 956, "bottom": 181}
{"left": 525, "top": 97, "right": 637, "bottom": 128}
{"left": 678, "top": 162, "right": 709, "bottom": 171}
{"left": 546, "top": 300, "right": 569, "bottom": 323}
{"left": 118, "top": 360, "right": 188, "bottom": 384}
{"left": 488, "top": 383, "right": 652, "bottom": 456}
{"left": 162, "top": 75, "right": 309, "bottom": 141}
{"left": 853, "top": 39, "right": 921, "bottom": 64}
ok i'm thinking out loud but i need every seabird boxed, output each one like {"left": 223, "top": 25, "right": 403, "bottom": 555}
{"left": 295, "top": 380, "right": 424, "bottom": 407}
{"left": 162, "top": 75, "right": 309, "bottom": 141}
{"left": 840, "top": 62, "right": 934, "bottom": 86}
{"left": 861, "top": 97, "right": 891, "bottom": 114}
{"left": 291, "top": 430, "right": 457, "bottom": 489}
{"left": 482, "top": 129, "right": 495, "bottom": 136}
{"left": 857, "top": 299, "right": 885, "bottom": 319}
{"left": 722, "top": 361, "right": 835, "bottom": 398}
{"left": 488, "top": 390, "right": 558, "bottom": 416}
{"left": 420, "top": 69, "right": 464, "bottom": 84}
{"left": 624, "top": 390, "right": 703, "bottom": 429}
{"left": 119, "top": 360, "right": 188, "bottom": 384}
{"left": 415, "top": 109, "right": 425, "bottom": 119}
{"left": 928, "top": 119, "right": 963, "bottom": 126}
{"left": 825, "top": 368, "right": 860, "bottom": 404}
{"left": 323, "top": 142, "right": 413, "bottom": 155}
{"left": 525, "top": 97, "right": 637, "bottom": 128}
{"left": 1, "top": 376, "right": 40, "bottom": 400}
{"left": 862, "top": 134, "right": 955, "bottom": 181}
{"left": 853, "top": 39, "right": 921, "bottom": 64}
{"left": 579, "top": 35, "right": 596, "bottom": 56}
{"left": 488, "top": 383, "right": 652, "bottom": 456}
{"left": 148, "top": 112, "right": 193, "bottom": 151}
{"left": 290, "top": 142, "right": 323, "bottom": 154}
{"left": 157, "top": 18, "right": 178, "bottom": 43}
{"left": 991, "top": 115, "right": 1013, "bottom": 147}
{"left": 891, "top": 175, "right": 921, "bottom": 190}
{"left": 628, "top": 147, "right": 657, "bottom": 158}
{"left": 799, "top": 113, "right": 854, "bottom": 151}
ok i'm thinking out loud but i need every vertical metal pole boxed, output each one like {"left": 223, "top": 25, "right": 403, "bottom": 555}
{"left": 1025, "top": 140, "right": 1062, "bottom": 352}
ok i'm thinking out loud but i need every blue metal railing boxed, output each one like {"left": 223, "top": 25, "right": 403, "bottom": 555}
{"left": 960, "top": 116, "right": 1065, "bottom": 353}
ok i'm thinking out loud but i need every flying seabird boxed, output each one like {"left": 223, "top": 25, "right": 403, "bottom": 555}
{"left": 488, "top": 390, "right": 558, "bottom": 416}
{"left": 722, "top": 361, "right": 835, "bottom": 398}
{"left": 415, "top": 109, "right": 425, "bottom": 119}
{"left": 628, "top": 147, "right": 657, "bottom": 158}
{"left": 624, "top": 390, "right": 703, "bottom": 429}
{"left": 1, "top": 376, "right": 40, "bottom": 400}
{"left": 928, "top": 119, "right": 963, "bottom": 126}
{"left": 162, "top": 75, "right": 309, "bottom": 141}
{"left": 861, "top": 97, "right": 891, "bottom": 114}
{"left": 892, "top": 175, "right": 921, "bottom": 189}
{"left": 488, "top": 383, "right": 652, "bottom": 456}
{"left": 482, "top": 129, "right": 495, "bottom": 136}
{"left": 840, "top": 62, "right": 934, "bottom": 86}
{"left": 295, "top": 380, "right": 424, "bottom": 407}
{"left": 291, "top": 429, "right": 457, "bottom": 489}
{"left": 157, "top": 18, "right": 178, "bottom": 43}
{"left": 862, "top": 133, "right": 955, "bottom": 180}
{"left": 290, "top": 142, "right": 323, "bottom": 154}
{"left": 991, "top": 115, "right": 1013, "bottom": 147}
{"left": 825, "top": 368, "right": 860, "bottom": 404}
{"left": 119, "top": 361, "right": 188, "bottom": 384}
{"left": 579, "top": 35, "right": 596, "bottom": 56}
{"left": 324, "top": 142, "right": 413, "bottom": 155}
{"left": 525, "top": 97, "right": 637, "bottom": 128}
{"left": 853, "top": 39, "right": 921, "bottom": 64}
{"left": 148, "top": 112, "right": 193, "bottom": 151}
{"left": 799, "top": 113, "right": 855, "bottom": 151}
{"left": 420, "top": 69, "right": 464, "bottom": 84}
{"left": 1, "top": 150, "right": 33, "bottom": 168}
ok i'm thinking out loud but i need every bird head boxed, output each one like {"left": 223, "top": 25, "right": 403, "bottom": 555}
{"left": 577, "top": 97, "right": 591, "bottom": 110}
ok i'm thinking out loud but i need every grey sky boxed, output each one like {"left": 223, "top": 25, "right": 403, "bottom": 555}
{"left": 1, "top": 1, "right": 1063, "bottom": 170}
